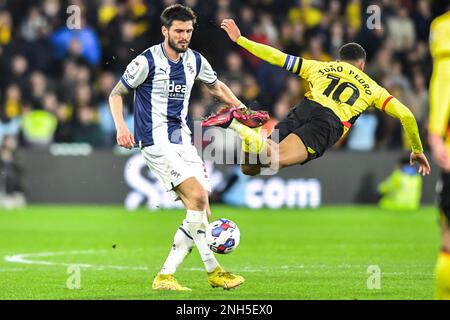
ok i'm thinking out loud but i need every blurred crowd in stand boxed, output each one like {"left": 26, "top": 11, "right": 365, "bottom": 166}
{"left": 0, "top": 0, "right": 444, "bottom": 153}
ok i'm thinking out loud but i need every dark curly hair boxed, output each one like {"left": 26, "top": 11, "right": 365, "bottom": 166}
{"left": 338, "top": 42, "right": 367, "bottom": 62}
{"left": 161, "top": 4, "right": 197, "bottom": 28}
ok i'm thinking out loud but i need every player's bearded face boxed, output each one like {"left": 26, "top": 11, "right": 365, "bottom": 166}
{"left": 166, "top": 20, "right": 193, "bottom": 53}
{"left": 168, "top": 34, "right": 190, "bottom": 53}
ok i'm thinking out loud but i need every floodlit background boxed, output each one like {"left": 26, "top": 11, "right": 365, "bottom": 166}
{"left": 0, "top": 0, "right": 447, "bottom": 300}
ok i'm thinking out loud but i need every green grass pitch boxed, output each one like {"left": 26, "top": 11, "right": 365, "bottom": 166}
{"left": 0, "top": 205, "right": 441, "bottom": 300}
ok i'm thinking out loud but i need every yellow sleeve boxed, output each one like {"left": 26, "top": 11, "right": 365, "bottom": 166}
{"left": 429, "top": 75, "right": 450, "bottom": 137}
{"left": 429, "top": 17, "right": 450, "bottom": 59}
{"left": 236, "top": 36, "right": 303, "bottom": 74}
{"left": 373, "top": 88, "right": 423, "bottom": 153}
{"left": 429, "top": 17, "right": 450, "bottom": 136}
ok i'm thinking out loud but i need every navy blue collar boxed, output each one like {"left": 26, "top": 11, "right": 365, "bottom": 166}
{"left": 160, "top": 42, "right": 183, "bottom": 65}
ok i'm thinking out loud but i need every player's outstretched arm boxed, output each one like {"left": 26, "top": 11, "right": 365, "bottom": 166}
{"left": 375, "top": 93, "right": 431, "bottom": 176}
{"left": 205, "top": 79, "right": 243, "bottom": 108}
{"left": 221, "top": 19, "right": 302, "bottom": 75}
{"left": 109, "top": 81, "right": 135, "bottom": 149}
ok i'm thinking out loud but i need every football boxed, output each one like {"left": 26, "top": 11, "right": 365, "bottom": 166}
{"left": 206, "top": 218, "right": 241, "bottom": 254}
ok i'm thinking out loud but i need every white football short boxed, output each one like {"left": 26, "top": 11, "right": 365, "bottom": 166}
{"left": 141, "top": 143, "right": 211, "bottom": 201}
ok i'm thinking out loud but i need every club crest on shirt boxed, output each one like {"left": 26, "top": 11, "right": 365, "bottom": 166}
{"left": 187, "top": 63, "right": 195, "bottom": 75}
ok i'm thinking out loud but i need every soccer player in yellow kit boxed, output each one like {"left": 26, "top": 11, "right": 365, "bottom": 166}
{"left": 429, "top": 9, "right": 450, "bottom": 300}
{"left": 202, "top": 19, "right": 430, "bottom": 178}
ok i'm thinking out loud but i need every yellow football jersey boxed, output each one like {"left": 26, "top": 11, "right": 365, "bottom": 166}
{"left": 430, "top": 11, "right": 450, "bottom": 59}
{"left": 236, "top": 36, "right": 424, "bottom": 153}
{"left": 298, "top": 59, "right": 392, "bottom": 125}
{"left": 429, "top": 11, "right": 450, "bottom": 154}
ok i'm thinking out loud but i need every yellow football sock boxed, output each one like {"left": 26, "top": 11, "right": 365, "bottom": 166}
{"left": 241, "top": 140, "right": 250, "bottom": 153}
{"left": 230, "top": 119, "right": 266, "bottom": 154}
{"left": 229, "top": 119, "right": 257, "bottom": 140}
{"left": 435, "top": 251, "right": 450, "bottom": 300}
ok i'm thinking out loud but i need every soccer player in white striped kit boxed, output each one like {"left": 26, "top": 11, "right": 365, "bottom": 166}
{"left": 108, "top": 4, "right": 253, "bottom": 290}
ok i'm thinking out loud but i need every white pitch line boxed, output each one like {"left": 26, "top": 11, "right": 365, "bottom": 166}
{"left": 0, "top": 268, "right": 25, "bottom": 272}
{"left": 4, "top": 250, "right": 148, "bottom": 271}
{"left": 3, "top": 250, "right": 433, "bottom": 275}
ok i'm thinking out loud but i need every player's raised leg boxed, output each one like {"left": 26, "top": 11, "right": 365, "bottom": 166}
{"left": 240, "top": 133, "right": 308, "bottom": 175}
{"left": 175, "top": 177, "right": 245, "bottom": 289}
{"left": 202, "top": 106, "right": 309, "bottom": 173}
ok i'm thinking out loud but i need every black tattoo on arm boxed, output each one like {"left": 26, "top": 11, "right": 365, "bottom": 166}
{"left": 109, "top": 81, "right": 129, "bottom": 98}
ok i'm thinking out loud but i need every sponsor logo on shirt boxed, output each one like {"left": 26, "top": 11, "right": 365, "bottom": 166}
{"left": 165, "top": 81, "right": 187, "bottom": 100}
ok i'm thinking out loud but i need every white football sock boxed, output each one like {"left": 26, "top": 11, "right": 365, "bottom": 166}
{"left": 185, "top": 209, "right": 219, "bottom": 273}
{"left": 159, "top": 219, "right": 194, "bottom": 275}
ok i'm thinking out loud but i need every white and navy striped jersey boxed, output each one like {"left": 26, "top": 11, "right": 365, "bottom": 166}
{"left": 120, "top": 43, "right": 217, "bottom": 147}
